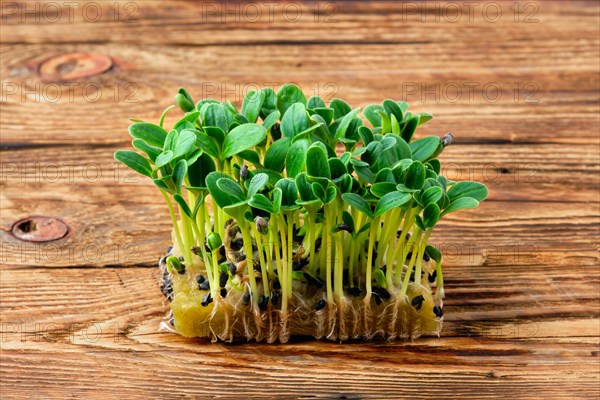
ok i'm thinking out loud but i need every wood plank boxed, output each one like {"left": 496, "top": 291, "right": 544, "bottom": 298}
{"left": 1, "top": 1, "right": 598, "bottom": 45}
{"left": 1, "top": 1, "right": 599, "bottom": 398}
{"left": 1, "top": 40, "right": 598, "bottom": 145}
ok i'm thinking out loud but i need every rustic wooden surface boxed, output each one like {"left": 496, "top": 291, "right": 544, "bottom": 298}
{"left": 1, "top": 1, "right": 599, "bottom": 398}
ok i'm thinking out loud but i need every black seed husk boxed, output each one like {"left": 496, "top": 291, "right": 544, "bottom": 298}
{"left": 303, "top": 272, "right": 324, "bottom": 288}
{"left": 314, "top": 237, "right": 322, "bottom": 252}
{"left": 220, "top": 288, "right": 228, "bottom": 298}
{"left": 219, "top": 271, "right": 228, "bottom": 288}
{"left": 227, "top": 262, "right": 237, "bottom": 276}
{"left": 198, "top": 280, "right": 210, "bottom": 291}
{"left": 191, "top": 246, "right": 202, "bottom": 256}
{"left": 374, "top": 293, "right": 382, "bottom": 305}
{"left": 258, "top": 295, "right": 268, "bottom": 310}
{"left": 373, "top": 287, "right": 391, "bottom": 300}
{"left": 201, "top": 292, "right": 213, "bottom": 307}
{"left": 230, "top": 238, "right": 244, "bottom": 251}
{"left": 242, "top": 292, "right": 251, "bottom": 306}
{"left": 412, "top": 295, "right": 425, "bottom": 310}
{"left": 347, "top": 287, "right": 361, "bottom": 297}
{"left": 293, "top": 258, "right": 309, "bottom": 271}
{"left": 423, "top": 251, "right": 431, "bottom": 262}
{"left": 428, "top": 270, "right": 437, "bottom": 283}
{"left": 271, "top": 291, "right": 280, "bottom": 306}
{"left": 315, "top": 299, "right": 327, "bottom": 311}
{"left": 196, "top": 274, "right": 205, "bottom": 284}
{"left": 271, "top": 122, "right": 281, "bottom": 140}
{"left": 433, "top": 305, "right": 444, "bottom": 318}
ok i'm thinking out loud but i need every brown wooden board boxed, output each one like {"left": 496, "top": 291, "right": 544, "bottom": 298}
{"left": 1, "top": 1, "right": 599, "bottom": 399}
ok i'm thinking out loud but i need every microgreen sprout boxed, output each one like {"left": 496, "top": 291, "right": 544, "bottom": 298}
{"left": 115, "top": 84, "right": 488, "bottom": 342}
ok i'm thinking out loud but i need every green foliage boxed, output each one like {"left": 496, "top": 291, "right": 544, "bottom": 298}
{"left": 115, "top": 84, "right": 488, "bottom": 311}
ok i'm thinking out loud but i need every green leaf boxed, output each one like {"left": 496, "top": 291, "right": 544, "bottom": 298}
{"left": 275, "top": 178, "right": 298, "bottom": 209}
{"left": 296, "top": 173, "right": 316, "bottom": 202}
{"left": 405, "top": 161, "right": 426, "bottom": 190}
{"left": 272, "top": 187, "right": 282, "bottom": 213}
{"left": 441, "top": 197, "right": 480, "bottom": 217}
{"left": 409, "top": 136, "right": 440, "bottom": 162}
{"left": 425, "top": 245, "right": 442, "bottom": 262}
{"left": 276, "top": 83, "right": 307, "bottom": 115}
{"left": 414, "top": 215, "right": 426, "bottom": 231}
{"left": 306, "top": 143, "right": 331, "bottom": 179}
{"left": 374, "top": 191, "right": 411, "bottom": 217}
{"left": 174, "top": 129, "right": 197, "bottom": 159}
{"left": 401, "top": 115, "right": 420, "bottom": 143}
{"left": 418, "top": 112, "right": 433, "bottom": 125}
{"left": 342, "top": 193, "right": 373, "bottom": 219}
{"left": 427, "top": 159, "right": 441, "bottom": 175}
{"left": 114, "top": 150, "right": 152, "bottom": 177}
{"left": 132, "top": 139, "right": 161, "bottom": 162}
{"left": 172, "top": 159, "right": 187, "bottom": 191}
{"left": 222, "top": 123, "right": 267, "bottom": 159}
{"left": 173, "top": 194, "right": 192, "bottom": 217}
{"left": 356, "top": 222, "right": 372, "bottom": 236}
{"left": 206, "top": 173, "right": 244, "bottom": 208}
{"left": 391, "top": 114, "right": 401, "bottom": 135}
{"left": 259, "top": 88, "right": 277, "bottom": 118}
{"left": 342, "top": 210, "right": 354, "bottom": 232}
{"left": 154, "top": 150, "right": 173, "bottom": 169}
{"left": 307, "top": 96, "right": 326, "bottom": 109}
{"left": 422, "top": 202, "right": 440, "bottom": 228}
{"left": 420, "top": 186, "right": 443, "bottom": 206}
{"left": 364, "top": 104, "right": 384, "bottom": 127}
{"left": 447, "top": 181, "right": 489, "bottom": 202}
{"left": 241, "top": 90, "right": 265, "bottom": 123}
{"left": 334, "top": 108, "right": 360, "bottom": 139}
{"left": 264, "top": 137, "right": 291, "bottom": 172}
{"left": 247, "top": 173, "right": 269, "bottom": 198}
{"left": 173, "top": 111, "right": 200, "bottom": 131}
{"left": 175, "top": 88, "right": 195, "bottom": 112}
{"left": 128, "top": 122, "right": 167, "bottom": 148}
{"left": 328, "top": 158, "right": 346, "bottom": 181}
{"left": 248, "top": 193, "right": 274, "bottom": 213}
{"left": 237, "top": 150, "right": 263, "bottom": 168}
{"left": 330, "top": 98, "right": 352, "bottom": 119}
{"left": 313, "top": 108, "right": 334, "bottom": 125}
{"left": 311, "top": 182, "right": 326, "bottom": 203}
{"left": 374, "top": 269, "right": 387, "bottom": 289}
{"left": 370, "top": 182, "right": 397, "bottom": 198}
{"left": 383, "top": 99, "right": 404, "bottom": 122}
{"left": 324, "top": 185, "right": 337, "bottom": 204}
{"left": 195, "top": 130, "right": 220, "bottom": 159}
{"left": 202, "top": 103, "right": 228, "bottom": 133}
{"left": 153, "top": 177, "right": 172, "bottom": 192}
{"left": 281, "top": 102, "right": 309, "bottom": 138}
{"left": 285, "top": 138, "right": 310, "bottom": 178}
{"left": 262, "top": 110, "right": 280, "bottom": 130}
{"left": 188, "top": 153, "right": 215, "bottom": 188}
{"left": 163, "top": 130, "right": 178, "bottom": 151}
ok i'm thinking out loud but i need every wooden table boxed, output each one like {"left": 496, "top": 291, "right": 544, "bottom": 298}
{"left": 1, "top": 1, "right": 598, "bottom": 398}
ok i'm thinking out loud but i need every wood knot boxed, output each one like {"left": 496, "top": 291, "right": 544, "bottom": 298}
{"left": 38, "top": 53, "right": 113, "bottom": 82}
{"left": 11, "top": 216, "right": 69, "bottom": 242}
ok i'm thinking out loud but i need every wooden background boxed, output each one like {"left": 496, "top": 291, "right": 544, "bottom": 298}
{"left": 1, "top": 1, "right": 599, "bottom": 398}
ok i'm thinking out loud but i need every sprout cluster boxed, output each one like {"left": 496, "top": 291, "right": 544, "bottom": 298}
{"left": 115, "top": 84, "right": 488, "bottom": 317}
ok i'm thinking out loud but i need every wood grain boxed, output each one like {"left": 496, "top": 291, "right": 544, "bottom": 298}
{"left": 1, "top": 0, "right": 599, "bottom": 399}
